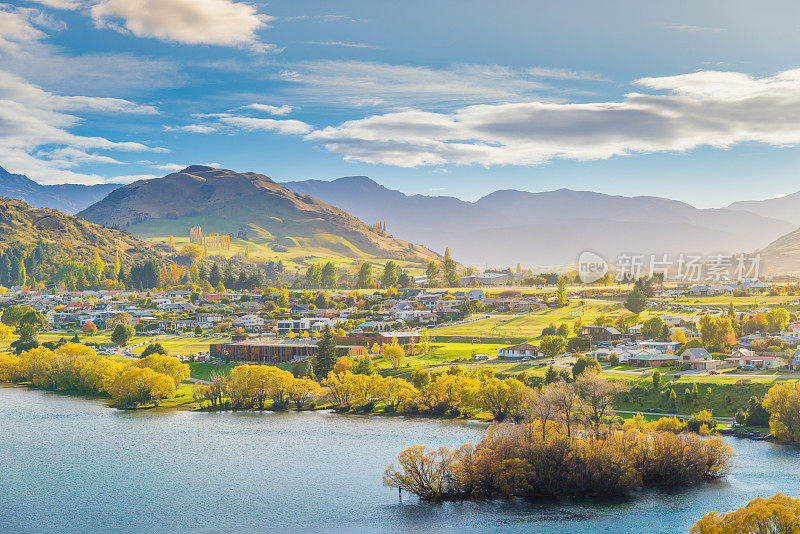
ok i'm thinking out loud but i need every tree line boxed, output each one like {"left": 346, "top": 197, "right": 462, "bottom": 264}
{"left": 0, "top": 344, "right": 189, "bottom": 408}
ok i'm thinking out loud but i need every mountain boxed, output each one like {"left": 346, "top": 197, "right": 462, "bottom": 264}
{"left": 757, "top": 227, "right": 800, "bottom": 275}
{"left": 0, "top": 166, "right": 121, "bottom": 215}
{"left": 79, "top": 166, "right": 441, "bottom": 263}
{"left": 283, "top": 176, "right": 796, "bottom": 267}
{"left": 0, "top": 197, "right": 164, "bottom": 266}
{"left": 728, "top": 192, "right": 800, "bottom": 227}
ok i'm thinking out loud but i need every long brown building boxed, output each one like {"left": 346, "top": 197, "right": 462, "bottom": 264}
{"left": 210, "top": 341, "right": 365, "bottom": 364}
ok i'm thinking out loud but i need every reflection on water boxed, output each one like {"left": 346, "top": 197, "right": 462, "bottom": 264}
{"left": 1, "top": 385, "right": 798, "bottom": 533}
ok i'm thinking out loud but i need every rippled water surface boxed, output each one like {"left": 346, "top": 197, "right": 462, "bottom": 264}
{"left": 1, "top": 385, "right": 799, "bottom": 533}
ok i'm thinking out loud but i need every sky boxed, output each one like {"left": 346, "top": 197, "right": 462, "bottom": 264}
{"left": 3, "top": 0, "right": 800, "bottom": 207}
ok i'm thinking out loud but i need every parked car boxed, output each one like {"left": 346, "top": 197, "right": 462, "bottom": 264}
{"left": 708, "top": 370, "right": 720, "bottom": 375}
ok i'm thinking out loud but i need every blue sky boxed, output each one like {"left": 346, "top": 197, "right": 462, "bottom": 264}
{"left": 3, "top": 0, "right": 800, "bottom": 207}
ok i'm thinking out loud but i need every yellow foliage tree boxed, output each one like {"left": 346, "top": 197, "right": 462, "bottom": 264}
{"left": 382, "top": 338, "right": 405, "bottom": 369}
{"left": 691, "top": 494, "right": 800, "bottom": 533}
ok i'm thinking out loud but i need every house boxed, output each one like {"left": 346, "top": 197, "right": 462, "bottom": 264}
{"left": 680, "top": 348, "right": 722, "bottom": 371}
{"left": 378, "top": 331, "right": 421, "bottom": 344}
{"left": 498, "top": 343, "right": 538, "bottom": 359}
{"left": 625, "top": 350, "right": 679, "bottom": 367}
{"left": 581, "top": 326, "right": 626, "bottom": 343}
{"left": 737, "top": 334, "right": 765, "bottom": 348}
{"left": 789, "top": 348, "right": 800, "bottom": 371}
{"left": 233, "top": 314, "right": 266, "bottom": 330}
{"left": 739, "top": 353, "right": 785, "bottom": 370}
{"left": 688, "top": 284, "right": 731, "bottom": 296}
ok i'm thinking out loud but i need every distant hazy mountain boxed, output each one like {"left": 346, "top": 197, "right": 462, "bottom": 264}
{"left": 0, "top": 166, "right": 121, "bottom": 215}
{"left": 283, "top": 176, "right": 796, "bottom": 266}
{"left": 728, "top": 193, "right": 800, "bottom": 227}
{"left": 79, "top": 166, "right": 441, "bottom": 263}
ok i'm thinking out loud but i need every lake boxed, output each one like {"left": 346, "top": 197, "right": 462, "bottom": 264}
{"left": 1, "top": 385, "right": 799, "bottom": 533}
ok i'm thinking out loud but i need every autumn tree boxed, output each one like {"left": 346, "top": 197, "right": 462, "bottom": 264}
{"left": 82, "top": 321, "right": 98, "bottom": 336}
{"left": 699, "top": 315, "right": 736, "bottom": 352}
{"left": 691, "top": 494, "right": 800, "bottom": 534}
{"left": 765, "top": 307, "right": 790, "bottom": 333}
{"left": 134, "top": 353, "right": 190, "bottom": 387}
{"left": 383, "top": 338, "right": 405, "bottom": 369}
{"left": 763, "top": 382, "right": 800, "bottom": 443}
{"left": 576, "top": 372, "right": 627, "bottom": 436}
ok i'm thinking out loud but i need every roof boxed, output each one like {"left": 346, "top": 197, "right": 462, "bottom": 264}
{"left": 500, "top": 343, "right": 538, "bottom": 351}
{"left": 683, "top": 348, "right": 712, "bottom": 359}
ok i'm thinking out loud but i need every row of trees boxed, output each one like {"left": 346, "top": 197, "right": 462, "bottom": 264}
{"left": 0, "top": 344, "right": 189, "bottom": 408}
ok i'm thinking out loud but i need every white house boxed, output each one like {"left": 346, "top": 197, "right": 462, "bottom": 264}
{"left": 498, "top": 343, "right": 538, "bottom": 359}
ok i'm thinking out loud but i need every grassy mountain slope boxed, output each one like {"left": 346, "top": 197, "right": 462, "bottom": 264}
{"left": 0, "top": 197, "right": 164, "bottom": 266}
{"left": 0, "top": 166, "right": 121, "bottom": 214}
{"left": 758, "top": 227, "right": 800, "bottom": 275}
{"left": 78, "top": 166, "right": 441, "bottom": 264}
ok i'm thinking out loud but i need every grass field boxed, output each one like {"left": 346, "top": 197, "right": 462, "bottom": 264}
{"left": 432, "top": 301, "right": 660, "bottom": 341}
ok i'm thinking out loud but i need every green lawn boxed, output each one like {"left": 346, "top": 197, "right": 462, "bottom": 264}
{"left": 432, "top": 301, "right": 664, "bottom": 341}
{"left": 611, "top": 377, "right": 790, "bottom": 417}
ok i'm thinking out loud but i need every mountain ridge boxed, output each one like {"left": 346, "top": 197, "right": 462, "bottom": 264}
{"left": 78, "top": 167, "right": 442, "bottom": 264}
{"left": 0, "top": 166, "right": 121, "bottom": 215}
{"left": 283, "top": 176, "right": 797, "bottom": 267}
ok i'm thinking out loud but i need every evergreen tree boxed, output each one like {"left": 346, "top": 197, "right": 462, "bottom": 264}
{"left": 313, "top": 325, "right": 337, "bottom": 378}
{"left": 321, "top": 261, "right": 337, "bottom": 289}
{"left": 15, "top": 256, "right": 26, "bottom": 286}
{"left": 209, "top": 263, "right": 221, "bottom": 287}
{"left": 381, "top": 261, "right": 398, "bottom": 287}
{"left": 624, "top": 285, "right": 647, "bottom": 314}
{"left": 356, "top": 262, "right": 373, "bottom": 289}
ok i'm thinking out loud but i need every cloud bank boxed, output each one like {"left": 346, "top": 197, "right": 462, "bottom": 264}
{"left": 305, "top": 69, "right": 800, "bottom": 167}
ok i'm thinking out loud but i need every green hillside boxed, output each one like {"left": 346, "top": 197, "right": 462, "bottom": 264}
{"left": 79, "top": 166, "right": 442, "bottom": 266}
{"left": 0, "top": 196, "right": 164, "bottom": 267}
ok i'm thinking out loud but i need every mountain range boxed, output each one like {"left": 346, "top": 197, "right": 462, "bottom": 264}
{"left": 0, "top": 166, "right": 121, "bottom": 215}
{"left": 3, "top": 164, "right": 800, "bottom": 272}
{"left": 283, "top": 176, "right": 797, "bottom": 268}
{"left": 78, "top": 166, "right": 441, "bottom": 264}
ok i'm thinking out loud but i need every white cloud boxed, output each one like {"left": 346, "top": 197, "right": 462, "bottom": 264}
{"left": 90, "top": 0, "right": 277, "bottom": 52}
{"left": 0, "top": 70, "right": 163, "bottom": 184}
{"left": 276, "top": 60, "right": 550, "bottom": 108}
{"left": 163, "top": 124, "right": 217, "bottom": 133}
{"left": 25, "top": 0, "right": 85, "bottom": 9}
{"left": 527, "top": 67, "right": 608, "bottom": 81}
{"left": 303, "top": 41, "right": 374, "bottom": 49}
{"left": 241, "top": 103, "right": 294, "bottom": 115}
{"left": 219, "top": 116, "right": 312, "bottom": 134}
{"left": 305, "top": 68, "right": 800, "bottom": 168}
{"left": 0, "top": 5, "right": 50, "bottom": 53}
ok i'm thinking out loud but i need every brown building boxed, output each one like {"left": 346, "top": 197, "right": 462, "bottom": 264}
{"left": 210, "top": 341, "right": 364, "bottom": 364}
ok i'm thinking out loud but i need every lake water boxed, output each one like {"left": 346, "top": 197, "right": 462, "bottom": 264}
{"left": 2, "top": 385, "right": 800, "bottom": 533}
